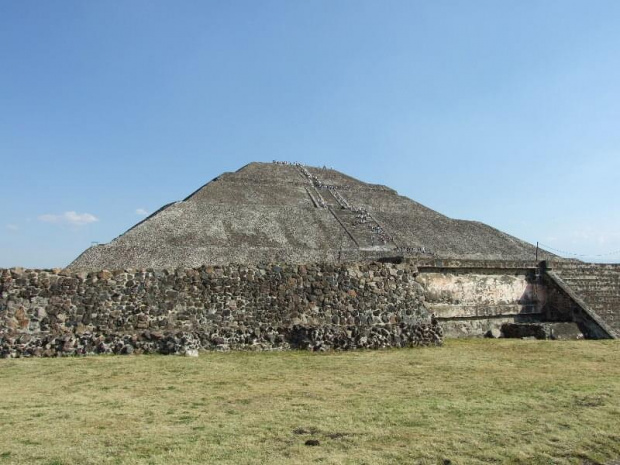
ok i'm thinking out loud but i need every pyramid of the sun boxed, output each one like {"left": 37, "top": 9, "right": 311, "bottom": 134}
{"left": 68, "top": 162, "right": 545, "bottom": 270}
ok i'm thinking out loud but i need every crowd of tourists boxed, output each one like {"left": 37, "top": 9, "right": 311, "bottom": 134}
{"left": 273, "top": 161, "right": 402, "bottom": 247}
{"left": 395, "top": 246, "right": 435, "bottom": 255}
{"left": 272, "top": 161, "right": 330, "bottom": 169}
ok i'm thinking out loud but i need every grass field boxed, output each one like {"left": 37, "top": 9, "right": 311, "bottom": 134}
{"left": 0, "top": 339, "right": 619, "bottom": 465}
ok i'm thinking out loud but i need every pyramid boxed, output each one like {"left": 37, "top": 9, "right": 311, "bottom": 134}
{"left": 68, "top": 162, "right": 546, "bottom": 270}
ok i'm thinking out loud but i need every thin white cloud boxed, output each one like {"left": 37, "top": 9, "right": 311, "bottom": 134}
{"left": 6, "top": 224, "right": 19, "bottom": 231}
{"left": 135, "top": 208, "right": 148, "bottom": 216}
{"left": 38, "top": 211, "right": 99, "bottom": 226}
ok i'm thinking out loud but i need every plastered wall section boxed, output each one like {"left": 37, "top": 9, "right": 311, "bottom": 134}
{"left": 416, "top": 267, "right": 544, "bottom": 337}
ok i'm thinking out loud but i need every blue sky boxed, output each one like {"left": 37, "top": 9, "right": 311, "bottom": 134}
{"left": 1, "top": 0, "right": 619, "bottom": 268}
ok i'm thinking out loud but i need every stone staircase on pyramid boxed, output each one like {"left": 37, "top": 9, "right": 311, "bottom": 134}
{"left": 297, "top": 165, "right": 396, "bottom": 250}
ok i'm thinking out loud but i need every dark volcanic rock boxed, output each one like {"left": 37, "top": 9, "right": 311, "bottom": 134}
{"left": 0, "top": 263, "right": 442, "bottom": 357}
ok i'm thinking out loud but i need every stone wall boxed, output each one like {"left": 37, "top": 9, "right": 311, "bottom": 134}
{"left": 3, "top": 259, "right": 615, "bottom": 357}
{"left": 0, "top": 263, "right": 441, "bottom": 357}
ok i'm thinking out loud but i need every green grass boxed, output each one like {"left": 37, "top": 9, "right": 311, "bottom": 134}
{"left": 0, "top": 339, "right": 619, "bottom": 464}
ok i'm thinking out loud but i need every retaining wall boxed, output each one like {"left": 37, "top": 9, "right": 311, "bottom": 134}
{"left": 0, "top": 263, "right": 440, "bottom": 357}
{"left": 2, "top": 259, "right": 615, "bottom": 356}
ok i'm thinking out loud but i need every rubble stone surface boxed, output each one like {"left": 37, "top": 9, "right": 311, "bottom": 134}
{"left": 67, "top": 162, "right": 551, "bottom": 271}
{"left": 0, "top": 263, "right": 441, "bottom": 357}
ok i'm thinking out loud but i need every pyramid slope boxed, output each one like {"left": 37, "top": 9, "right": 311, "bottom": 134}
{"left": 68, "top": 162, "right": 547, "bottom": 270}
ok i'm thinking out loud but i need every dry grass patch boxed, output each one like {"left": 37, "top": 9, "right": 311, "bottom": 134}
{"left": 0, "top": 339, "right": 619, "bottom": 464}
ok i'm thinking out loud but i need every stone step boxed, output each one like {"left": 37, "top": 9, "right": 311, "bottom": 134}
{"left": 552, "top": 267, "right": 620, "bottom": 336}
